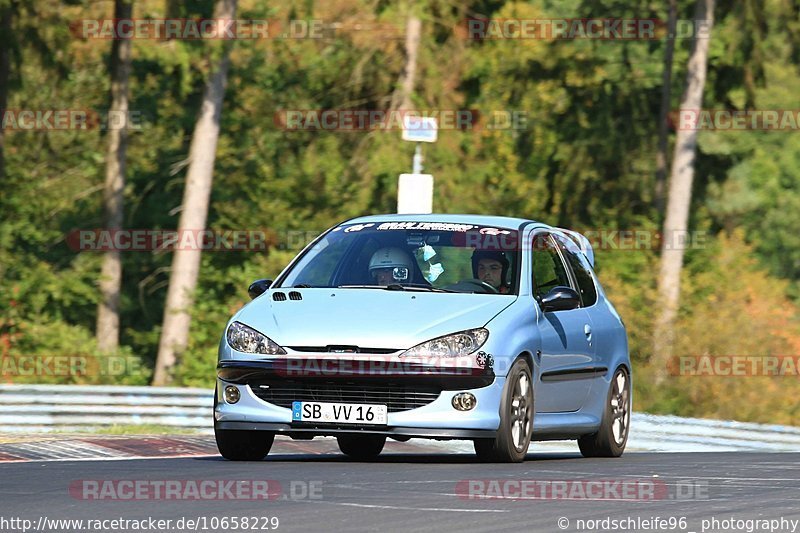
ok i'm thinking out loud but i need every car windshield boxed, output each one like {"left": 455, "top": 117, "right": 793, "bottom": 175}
{"left": 276, "top": 221, "right": 520, "bottom": 295}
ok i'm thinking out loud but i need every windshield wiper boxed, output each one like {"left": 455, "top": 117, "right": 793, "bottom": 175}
{"left": 391, "top": 283, "right": 457, "bottom": 293}
{"left": 336, "top": 284, "right": 456, "bottom": 293}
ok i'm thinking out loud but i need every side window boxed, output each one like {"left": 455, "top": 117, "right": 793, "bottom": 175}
{"left": 531, "top": 234, "right": 571, "bottom": 299}
{"left": 554, "top": 234, "right": 598, "bottom": 307}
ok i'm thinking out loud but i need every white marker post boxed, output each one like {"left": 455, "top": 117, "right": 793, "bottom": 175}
{"left": 398, "top": 115, "right": 437, "bottom": 214}
{"left": 397, "top": 173, "right": 434, "bottom": 214}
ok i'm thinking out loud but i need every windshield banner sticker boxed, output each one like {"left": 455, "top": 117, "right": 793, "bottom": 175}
{"left": 376, "top": 222, "right": 476, "bottom": 232}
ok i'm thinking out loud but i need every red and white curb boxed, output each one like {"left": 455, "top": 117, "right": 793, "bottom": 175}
{"left": 0, "top": 435, "right": 219, "bottom": 463}
{"left": 0, "top": 435, "right": 444, "bottom": 463}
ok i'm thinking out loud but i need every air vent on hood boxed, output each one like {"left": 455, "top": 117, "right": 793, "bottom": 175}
{"left": 288, "top": 291, "right": 303, "bottom": 300}
{"left": 272, "top": 292, "right": 287, "bottom": 301}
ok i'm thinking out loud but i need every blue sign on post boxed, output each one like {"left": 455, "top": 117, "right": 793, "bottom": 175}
{"left": 402, "top": 116, "right": 438, "bottom": 143}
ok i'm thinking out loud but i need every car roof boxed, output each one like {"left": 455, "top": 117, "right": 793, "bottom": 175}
{"left": 345, "top": 213, "right": 548, "bottom": 229}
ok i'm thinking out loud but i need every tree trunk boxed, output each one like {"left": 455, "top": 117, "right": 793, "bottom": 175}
{"left": 152, "top": 0, "right": 237, "bottom": 385}
{"left": 654, "top": 0, "right": 677, "bottom": 213}
{"left": 96, "top": 0, "right": 133, "bottom": 353}
{"left": 391, "top": 15, "right": 421, "bottom": 111}
{"left": 0, "top": 3, "right": 13, "bottom": 180}
{"left": 653, "top": 0, "right": 715, "bottom": 383}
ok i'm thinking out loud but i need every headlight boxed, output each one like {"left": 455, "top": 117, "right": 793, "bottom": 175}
{"left": 226, "top": 321, "right": 286, "bottom": 355}
{"left": 399, "top": 328, "right": 489, "bottom": 358}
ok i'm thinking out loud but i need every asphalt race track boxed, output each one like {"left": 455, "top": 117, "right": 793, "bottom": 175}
{"left": 1, "top": 437, "right": 799, "bottom": 532}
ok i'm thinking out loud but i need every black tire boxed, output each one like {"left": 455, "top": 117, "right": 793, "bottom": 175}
{"left": 473, "top": 359, "right": 533, "bottom": 463}
{"left": 213, "top": 384, "right": 275, "bottom": 461}
{"left": 336, "top": 434, "right": 386, "bottom": 460}
{"left": 578, "top": 367, "right": 631, "bottom": 458}
{"left": 215, "top": 427, "right": 275, "bottom": 461}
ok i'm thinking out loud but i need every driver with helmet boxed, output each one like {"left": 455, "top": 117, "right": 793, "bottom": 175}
{"left": 369, "top": 247, "right": 413, "bottom": 285}
{"left": 472, "top": 250, "right": 511, "bottom": 294}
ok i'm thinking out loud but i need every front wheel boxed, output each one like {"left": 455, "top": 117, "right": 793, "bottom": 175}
{"left": 336, "top": 434, "right": 386, "bottom": 460}
{"left": 213, "top": 385, "right": 275, "bottom": 461}
{"left": 215, "top": 427, "right": 275, "bottom": 461}
{"left": 578, "top": 367, "right": 631, "bottom": 458}
{"left": 474, "top": 359, "right": 533, "bottom": 463}
{"left": 214, "top": 428, "right": 275, "bottom": 461}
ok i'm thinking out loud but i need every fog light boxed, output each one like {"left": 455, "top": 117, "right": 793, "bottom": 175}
{"left": 224, "top": 385, "right": 240, "bottom": 404}
{"left": 452, "top": 392, "right": 477, "bottom": 411}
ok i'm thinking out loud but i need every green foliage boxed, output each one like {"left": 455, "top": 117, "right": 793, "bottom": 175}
{"left": 636, "top": 233, "right": 800, "bottom": 425}
{"left": 3, "top": 0, "right": 800, "bottom": 425}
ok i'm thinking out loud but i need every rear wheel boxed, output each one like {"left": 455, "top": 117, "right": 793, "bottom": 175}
{"left": 578, "top": 367, "right": 630, "bottom": 458}
{"left": 336, "top": 434, "right": 386, "bottom": 460}
{"left": 473, "top": 359, "right": 533, "bottom": 463}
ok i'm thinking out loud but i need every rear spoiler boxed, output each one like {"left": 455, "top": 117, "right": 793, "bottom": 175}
{"left": 554, "top": 228, "right": 595, "bottom": 267}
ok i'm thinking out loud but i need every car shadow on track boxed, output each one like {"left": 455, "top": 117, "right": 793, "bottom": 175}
{"left": 195, "top": 452, "right": 584, "bottom": 464}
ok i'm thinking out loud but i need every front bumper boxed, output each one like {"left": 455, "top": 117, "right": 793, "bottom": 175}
{"left": 214, "top": 358, "right": 504, "bottom": 436}
{"left": 217, "top": 358, "right": 495, "bottom": 389}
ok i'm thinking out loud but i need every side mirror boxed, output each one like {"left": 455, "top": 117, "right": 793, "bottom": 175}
{"left": 538, "top": 286, "right": 581, "bottom": 313}
{"left": 248, "top": 279, "right": 272, "bottom": 299}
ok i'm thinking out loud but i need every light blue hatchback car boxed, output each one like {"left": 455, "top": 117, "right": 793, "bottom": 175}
{"left": 214, "top": 214, "right": 631, "bottom": 462}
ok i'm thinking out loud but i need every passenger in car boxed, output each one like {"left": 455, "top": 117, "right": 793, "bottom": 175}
{"left": 369, "top": 247, "right": 414, "bottom": 285}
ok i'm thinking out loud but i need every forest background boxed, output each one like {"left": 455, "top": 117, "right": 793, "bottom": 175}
{"left": 2, "top": 0, "right": 800, "bottom": 425}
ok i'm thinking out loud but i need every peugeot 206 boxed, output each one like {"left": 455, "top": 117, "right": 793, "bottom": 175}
{"left": 214, "top": 214, "right": 631, "bottom": 463}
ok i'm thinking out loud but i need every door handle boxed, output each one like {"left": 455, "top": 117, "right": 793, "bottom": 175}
{"left": 584, "top": 324, "right": 592, "bottom": 342}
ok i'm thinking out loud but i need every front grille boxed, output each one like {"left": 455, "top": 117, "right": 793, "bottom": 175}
{"left": 272, "top": 292, "right": 286, "bottom": 301}
{"left": 250, "top": 380, "right": 441, "bottom": 412}
{"left": 287, "top": 346, "right": 399, "bottom": 354}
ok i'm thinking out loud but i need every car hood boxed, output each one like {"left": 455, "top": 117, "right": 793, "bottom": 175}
{"left": 233, "top": 289, "right": 516, "bottom": 350}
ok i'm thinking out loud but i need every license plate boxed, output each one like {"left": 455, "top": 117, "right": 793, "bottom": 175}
{"left": 291, "top": 401, "right": 388, "bottom": 425}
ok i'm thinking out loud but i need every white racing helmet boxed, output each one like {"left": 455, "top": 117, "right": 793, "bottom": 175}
{"left": 369, "top": 247, "right": 412, "bottom": 279}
